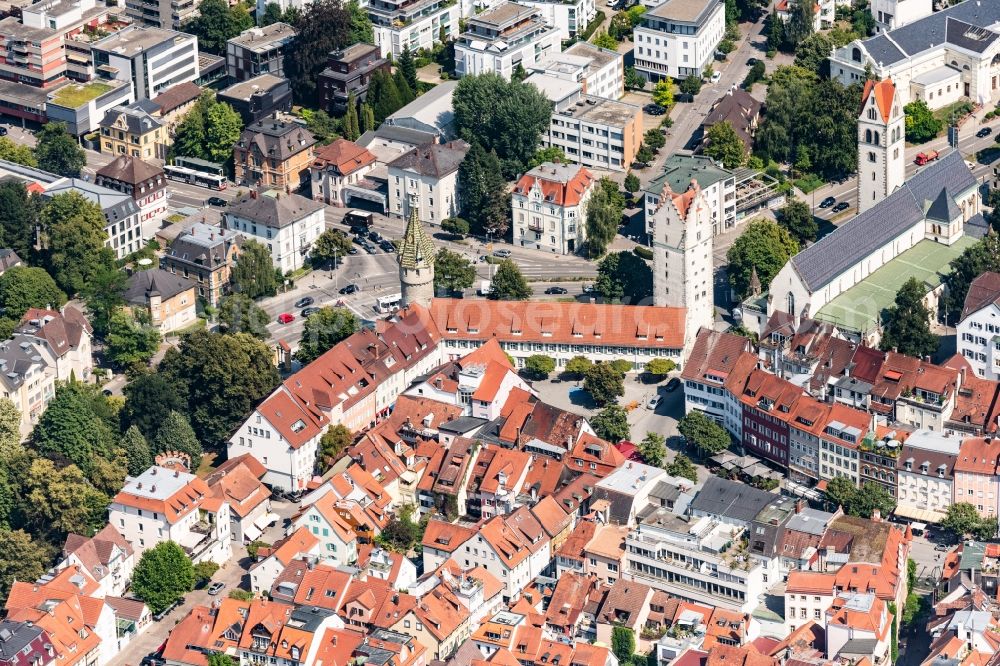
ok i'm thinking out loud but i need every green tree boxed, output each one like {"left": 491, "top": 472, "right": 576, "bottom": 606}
{"left": 300, "top": 108, "right": 339, "bottom": 145}
{"left": 941, "top": 232, "right": 1000, "bottom": 324}
{"left": 904, "top": 100, "right": 943, "bottom": 144}
{"left": 121, "top": 373, "right": 186, "bottom": 440}
{"left": 678, "top": 411, "right": 730, "bottom": 457}
{"left": 644, "top": 128, "right": 666, "bottom": 152}
{"left": 0, "top": 529, "right": 52, "bottom": 600}
{"left": 35, "top": 122, "right": 85, "bottom": 177}
{"left": 182, "top": 0, "right": 253, "bottom": 54}
{"left": 260, "top": 2, "right": 283, "bottom": 24}
{"left": 284, "top": 0, "right": 357, "bottom": 102}
{"left": 296, "top": 307, "right": 359, "bottom": 364}
{"left": 0, "top": 136, "right": 36, "bottom": 167}
{"left": 592, "top": 30, "right": 617, "bottom": 50}
{"left": 879, "top": 277, "right": 939, "bottom": 359}
{"left": 440, "top": 218, "right": 470, "bottom": 237}
{"left": 652, "top": 78, "right": 674, "bottom": 109}
{"left": 106, "top": 309, "right": 161, "bottom": 369}
{"left": 158, "top": 330, "right": 280, "bottom": 447}
{"left": 0, "top": 181, "right": 38, "bottom": 259}
{"left": 311, "top": 229, "right": 352, "bottom": 267}
{"left": 666, "top": 453, "right": 698, "bottom": 482}
{"left": 941, "top": 503, "right": 997, "bottom": 541}
{"left": 398, "top": 45, "right": 418, "bottom": 92}
{"left": 639, "top": 432, "right": 666, "bottom": 468}
{"left": 777, "top": 198, "right": 818, "bottom": 246}
{"left": 368, "top": 69, "right": 404, "bottom": 122}
{"left": 0, "top": 266, "right": 66, "bottom": 320}
{"left": 794, "top": 32, "right": 834, "bottom": 74}
{"left": 342, "top": 92, "right": 360, "bottom": 141}
{"left": 825, "top": 476, "right": 896, "bottom": 518}
{"left": 171, "top": 91, "right": 243, "bottom": 163}
{"left": 193, "top": 561, "right": 219, "bottom": 586}
{"left": 611, "top": 626, "right": 636, "bottom": 665}
{"left": 82, "top": 264, "right": 127, "bottom": 338}
{"left": 377, "top": 504, "right": 421, "bottom": 552}
{"left": 726, "top": 218, "right": 799, "bottom": 299}
{"left": 33, "top": 383, "right": 116, "bottom": 478}
{"left": 585, "top": 183, "right": 622, "bottom": 258}
{"left": 524, "top": 354, "right": 556, "bottom": 379}
{"left": 625, "top": 66, "right": 644, "bottom": 90}
{"left": 121, "top": 425, "right": 152, "bottom": 476}
{"left": 489, "top": 259, "right": 531, "bottom": 300}
{"left": 228, "top": 588, "right": 256, "bottom": 600}
{"left": 0, "top": 398, "right": 21, "bottom": 462}
{"left": 564, "top": 355, "right": 592, "bottom": 378}
{"left": 317, "top": 423, "right": 352, "bottom": 472}
{"left": 528, "top": 146, "right": 566, "bottom": 168}
{"left": 153, "top": 411, "right": 203, "bottom": 470}
{"left": 41, "top": 192, "right": 116, "bottom": 295}
{"left": 645, "top": 358, "right": 676, "bottom": 379}
{"left": 360, "top": 103, "right": 376, "bottom": 133}
{"left": 623, "top": 171, "right": 640, "bottom": 194}
{"left": 680, "top": 75, "right": 702, "bottom": 95}
{"left": 218, "top": 294, "right": 270, "bottom": 339}
{"left": 786, "top": 0, "right": 815, "bottom": 46}
{"left": 596, "top": 251, "right": 653, "bottom": 303}
{"left": 743, "top": 60, "right": 766, "bottom": 90}
{"left": 131, "top": 541, "right": 195, "bottom": 614}
{"left": 635, "top": 144, "right": 654, "bottom": 165}
{"left": 458, "top": 143, "right": 511, "bottom": 237}
{"left": 591, "top": 405, "right": 629, "bottom": 442}
{"left": 22, "top": 458, "right": 108, "bottom": 538}
{"left": 584, "top": 363, "right": 625, "bottom": 407}
{"left": 703, "top": 121, "right": 747, "bottom": 168}
{"left": 434, "top": 248, "right": 476, "bottom": 293}
{"left": 232, "top": 239, "right": 279, "bottom": 299}
{"left": 347, "top": 0, "right": 372, "bottom": 42}
{"left": 453, "top": 73, "right": 552, "bottom": 177}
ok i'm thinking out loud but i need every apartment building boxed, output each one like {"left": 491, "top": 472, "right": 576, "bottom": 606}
{"left": 517, "top": 0, "right": 595, "bottom": 40}
{"left": 43, "top": 177, "right": 144, "bottom": 259}
{"left": 108, "top": 465, "right": 232, "bottom": 563}
{"left": 226, "top": 23, "right": 296, "bottom": 82}
{"left": 387, "top": 140, "right": 469, "bottom": 224}
{"left": 123, "top": 268, "right": 197, "bottom": 333}
{"left": 13, "top": 306, "right": 93, "bottom": 383}
{"left": 633, "top": 0, "right": 726, "bottom": 80}
{"left": 310, "top": 139, "right": 378, "bottom": 206}
{"left": 511, "top": 161, "right": 595, "bottom": 254}
{"left": 59, "top": 524, "right": 135, "bottom": 599}
{"left": 681, "top": 329, "right": 752, "bottom": 425}
{"left": 91, "top": 26, "right": 199, "bottom": 99}
{"left": 531, "top": 41, "right": 623, "bottom": 99}
{"left": 535, "top": 75, "right": 643, "bottom": 172}
{"left": 455, "top": 3, "right": 561, "bottom": 80}
{"left": 234, "top": 118, "right": 317, "bottom": 192}
{"left": 98, "top": 102, "right": 167, "bottom": 160}
{"left": 958, "top": 272, "right": 1000, "bottom": 380}
{"left": 0, "top": 336, "right": 55, "bottom": 437}
{"left": 317, "top": 43, "right": 389, "bottom": 115}
{"left": 644, "top": 153, "right": 736, "bottom": 237}
{"left": 223, "top": 189, "right": 323, "bottom": 274}
{"left": 95, "top": 155, "right": 167, "bottom": 229}
{"left": 369, "top": 0, "right": 460, "bottom": 58}
{"left": 953, "top": 436, "right": 1000, "bottom": 520}
{"left": 161, "top": 222, "right": 242, "bottom": 306}
{"left": 218, "top": 74, "right": 293, "bottom": 124}
{"left": 45, "top": 79, "right": 134, "bottom": 136}
{"left": 895, "top": 429, "right": 958, "bottom": 523}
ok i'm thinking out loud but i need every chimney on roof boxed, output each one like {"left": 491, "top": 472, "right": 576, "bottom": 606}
{"left": 250, "top": 190, "right": 258, "bottom": 199}
{"left": 795, "top": 498, "right": 806, "bottom": 514}
{"left": 434, "top": 376, "right": 443, "bottom": 389}
{"left": 871, "top": 509, "right": 881, "bottom": 522}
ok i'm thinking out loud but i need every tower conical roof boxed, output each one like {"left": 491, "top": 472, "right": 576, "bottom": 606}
{"left": 397, "top": 203, "right": 436, "bottom": 269}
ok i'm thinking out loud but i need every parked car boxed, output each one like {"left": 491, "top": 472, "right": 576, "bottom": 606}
{"left": 208, "top": 582, "right": 225, "bottom": 595}
{"left": 545, "top": 286, "right": 568, "bottom": 294}
{"left": 934, "top": 543, "right": 950, "bottom": 552}
{"left": 977, "top": 127, "right": 993, "bottom": 138}
{"left": 493, "top": 249, "right": 512, "bottom": 258}
{"left": 675, "top": 93, "right": 695, "bottom": 103}
{"left": 379, "top": 240, "right": 395, "bottom": 252}
{"left": 710, "top": 71, "right": 722, "bottom": 84}
{"left": 277, "top": 313, "right": 294, "bottom": 324}
{"left": 347, "top": 247, "right": 359, "bottom": 255}
{"left": 301, "top": 307, "right": 320, "bottom": 317}
{"left": 368, "top": 231, "right": 382, "bottom": 243}
{"left": 207, "top": 196, "right": 227, "bottom": 207}
{"left": 643, "top": 104, "right": 666, "bottom": 116}
{"left": 294, "top": 296, "right": 314, "bottom": 308}
{"left": 582, "top": 284, "right": 595, "bottom": 294}
{"left": 152, "top": 598, "right": 184, "bottom": 622}
{"left": 362, "top": 242, "right": 377, "bottom": 254}
{"left": 349, "top": 225, "right": 367, "bottom": 236}
{"left": 0, "top": 127, "right": 8, "bottom": 136}
{"left": 665, "top": 377, "right": 681, "bottom": 392}
{"left": 647, "top": 394, "right": 663, "bottom": 410}
{"left": 832, "top": 202, "right": 850, "bottom": 213}
{"left": 339, "top": 284, "right": 359, "bottom": 295}
{"left": 819, "top": 196, "right": 836, "bottom": 208}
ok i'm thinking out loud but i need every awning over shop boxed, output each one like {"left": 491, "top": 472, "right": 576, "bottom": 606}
{"left": 894, "top": 504, "right": 944, "bottom": 524}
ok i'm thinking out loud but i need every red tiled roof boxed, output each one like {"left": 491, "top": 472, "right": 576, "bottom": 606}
{"left": 861, "top": 78, "right": 897, "bottom": 123}
{"left": 312, "top": 139, "right": 376, "bottom": 176}
{"left": 513, "top": 164, "right": 595, "bottom": 207}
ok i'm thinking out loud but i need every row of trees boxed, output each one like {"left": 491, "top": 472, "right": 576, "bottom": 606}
{"left": 0, "top": 122, "right": 85, "bottom": 177}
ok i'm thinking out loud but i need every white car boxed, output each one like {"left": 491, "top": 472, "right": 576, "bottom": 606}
{"left": 647, "top": 394, "right": 662, "bottom": 410}
{"left": 710, "top": 71, "right": 722, "bottom": 84}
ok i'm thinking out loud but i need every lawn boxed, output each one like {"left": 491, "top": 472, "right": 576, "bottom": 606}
{"left": 50, "top": 81, "right": 115, "bottom": 108}
{"left": 932, "top": 100, "right": 974, "bottom": 128}
{"left": 794, "top": 174, "right": 825, "bottom": 194}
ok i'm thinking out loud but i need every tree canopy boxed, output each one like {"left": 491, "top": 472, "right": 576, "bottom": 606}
{"left": 131, "top": 541, "right": 195, "bottom": 614}
{"left": 824, "top": 476, "right": 897, "bottom": 518}
{"left": 434, "top": 249, "right": 476, "bottom": 293}
{"left": 678, "top": 411, "right": 730, "bottom": 457}
{"left": 776, "top": 198, "right": 818, "bottom": 246}
{"left": 523, "top": 354, "right": 556, "bottom": 379}
{"left": 181, "top": 0, "right": 253, "bottom": 54}
{"left": 703, "top": 121, "right": 747, "bottom": 169}
{"left": 310, "top": 229, "right": 352, "bottom": 267}
{"left": 0, "top": 529, "right": 53, "bottom": 600}
{"left": 904, "top": 100, "right": 942, "bottom": 144}
{"left": 295, "top": 307, "right": 359, "bottom": 364}
{"left": 284, "top": 0, "right": 369, "bottom": 103}
{"left": 22, "top": 458, "right": 109, "bottom": 539}
{"left": 941, "top": 231, "right": 1000, "bottom": 324}
{"left": 106, "top": 309, "right": 161, "bottom": 369}
{"left": 584, "top": 363, "right": 625, "bottom": 407}
{"left": 121, "top": 425, "right": 152, "bottom": 477}
{"left": 0, "top": 181, "right": 38, "bottom": 259}
{"left": 596, "top": 251, "right": 653, "bottom": 303}
{"left": 232, "top": 239, "right": 279, "bottom": 298}
{"left": 172, "top": 92, "right": 243, "bottom": 164}
{"left": 36, "top": 123, "right": 85, "bottom": 177}
{"left": 0, "top": 136, "right": 36, "bottom": 168}
{"left": 153, "top": 411, "right": 203, "bottom": 470}
{"left": 727, "top": 219, "right": 799, "bottom": 299}
{"left": 40, "top": 192, "right": 116, "bottom": 295}
{"left": 879, "top": 277, "right": 939, "bottom": 359}
{"left": 458, "top": 143, "right": 510, "bottom": 237}
{"left": 941, "top": 503, "right": 998, "bottom": 541}
{"left": 32, "top": 383, "right": 117, "bottom": 479}
{"left": 121, "top": 372, "right": 187, "bottom": 441}
{"left": 218, "top": 294, "right": 270, "bottom": 339}
{"left": 488, "top": 260, "right": 531, "bottom": 300}
{"left": 0, "top": 266, "right": 66, "bottom": 320}
{"left": 591, "top": 405, "right": 629, "bottom": 442}
{"left": 639, "top": 432, "right": 667, "bottom": 468}
{"left": 585, "top": 180, "right": 624, "bottom": 258}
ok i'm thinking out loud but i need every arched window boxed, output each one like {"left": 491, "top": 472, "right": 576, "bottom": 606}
{"left": 787, "top": 293, "right": 795, "bottom": 317}
{"left": 865, "top": 128, "right": 872, "bottom": 142}
{"left": 868, "top": 107, "right": 877, "bottom": 120}
{"left": 873, "top": 131, "right": 880, "bottom": 145}
{"left": 852, "top": 47, "right": 862, "bottom": 62}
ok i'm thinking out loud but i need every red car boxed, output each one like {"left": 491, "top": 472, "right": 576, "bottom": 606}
{"left": 278, "top": 313, "right": 294, "bottom": 324}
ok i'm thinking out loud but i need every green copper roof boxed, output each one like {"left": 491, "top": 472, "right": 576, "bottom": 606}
{"left": 397, "top": 205, "right": 436, "bottom": 269}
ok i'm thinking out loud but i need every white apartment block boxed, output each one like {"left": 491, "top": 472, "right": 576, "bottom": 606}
{"left": 633, "top": 0, "right": 726, "bottom": 81}
{"left": 455, "top": 3, "right": 561, "bottom": 80}
{"left": 0, "top": 338, "right": 55, "bottom": 438}
{"left": 387, "top": 140, "right": 469, "bottom": 225}
{"left": 517, "top": 0, "right": 595, "bottom": 40}
{"left": 870, "top": 0, "right": 933, "bottom": 33}
{"left": 222, "top": 190, "right": 325, "bottom": 275}
{"left": 511, "top": 162, "right": 595, "bottom": 254}
{"left": 108, "top": 465, "right": 233, "bottom": 564}
{"left": 370, "top": 0, "right": 460, "bottom": 58}
{"left": 957, "top": 271, "right": 1000, "bottom": 380}
{"left": 643, "top": 153, "right": 736, "bottom": 236}
{"left": 44, "top": 178, "right": 145, "bottom": 260}
{"left": 92, "top": 26, "right": 200, "bottom": 100}
{"left": 531, "top": 41, "right": 623, "bottom": 100}
{"left": 830, "top": 2, "right": 1000, "bottom": 110}
{"left": 896, "top": 430, "right": 958, "bottom": 522}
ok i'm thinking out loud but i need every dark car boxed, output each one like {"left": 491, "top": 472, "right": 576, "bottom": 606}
{"left": 363, "top": 242, "right": 377, "bottom": 254}
{"left": 675, "top": 93, "right": 695, "bottom": 103}
{"left": 368, "top": 231, "right": 382, "bottom": 243}
{"left": 380, "top": 240, "right": 395, "bottom": 252}
{"left": 643, "top": 103, "right": 667, "bottom": 116}
{"left": 545, "top": 286, "right": 568, "bottom": 294}
{"left": 832, "top": 202, "right": 850, "bottom": 213}
{"left": 819, "top": 196, "right": 836, "bottom": 208}
{"left": 294, "top": 296, "right": 314, "bottom": 308}
{"left": 352, "top": 235, "right": 365, "bottom": 245}
{"left": 339, "top": 283, "right": 359, "bottom": 295}
{"left": 746, "top": 57, "right": 759, "bottom": 65}
{"left": 348, "top": 247, "right": 359, "bottom": 255}
{"left": 665, "top": 377, "right": 681, "bottom": 392}
{"left": 0, "top": 127, "right": 8, "bottom": 136}
{"left": 141, "top": 653, "right": 165, "bottom": 666}
{"left": 207, "top": 196, "right": 227, "bottom": 207}
{"left": 977, "top": 127, "right": 993, "bottom": 138}
{"left": 350, "top": 224, "right": 367, "bottom": 236}
{"left": 301, "top": 306, "right": 320, "bottom": 317}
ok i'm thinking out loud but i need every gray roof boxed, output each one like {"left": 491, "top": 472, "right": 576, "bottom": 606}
{"left": 227, "top": 22, "right": 296, "bottom": 52}
{"left": 785, "top": 507, "right": 835, "bottom": 536}
{"left": 167, "top": 222, "right": 241, "bottom": 267}
{"left": 43, "top": 178, "right": 139, "bottom": 226}
{"left": 839, "top": 638, "right": 879, "bottom": 655}
{"left": 124, "top": 268, "right": 195, "bottom": 303}
{"left": 857, "top": 1, "right": 1000, "bottom": 66}
{"left": 689, "top": 476, "right": 776, "bottom": 523}
{"left": 966, "top": 212, "right": 990, "bottom": 240}
{"left": 0, "top": 620, "right": 44, "bottom": 660}
{"left": 388, "top": 140, "right": 470, "bottom": 178}
{"left": 644, "top": 153, "right": 733, "bottom": 196}
{"left": 926, "top": 188, "right": 962, "bottom": 222}
{"left": 99, "top": 104, "right": 163, "bottom": 134}
{"left": 790, "top": 150, "right": 976, "bottom": 293}
{"left": 646, "top": 0, "right": 721, "bottom": 24}
{"left": 225, "top": 190, "right": 324, "bottom": 228}
{"left": 93, "top": 25, "right": 188, "bottom": 56}
{"left": 438, "top": 416, "right": 488, "bottom": 433}
{"left": 219, "top": 74, "right": 288, "bottom": 102}
{"left": 238, "top": 119, "right": 316, "bottom": 162}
